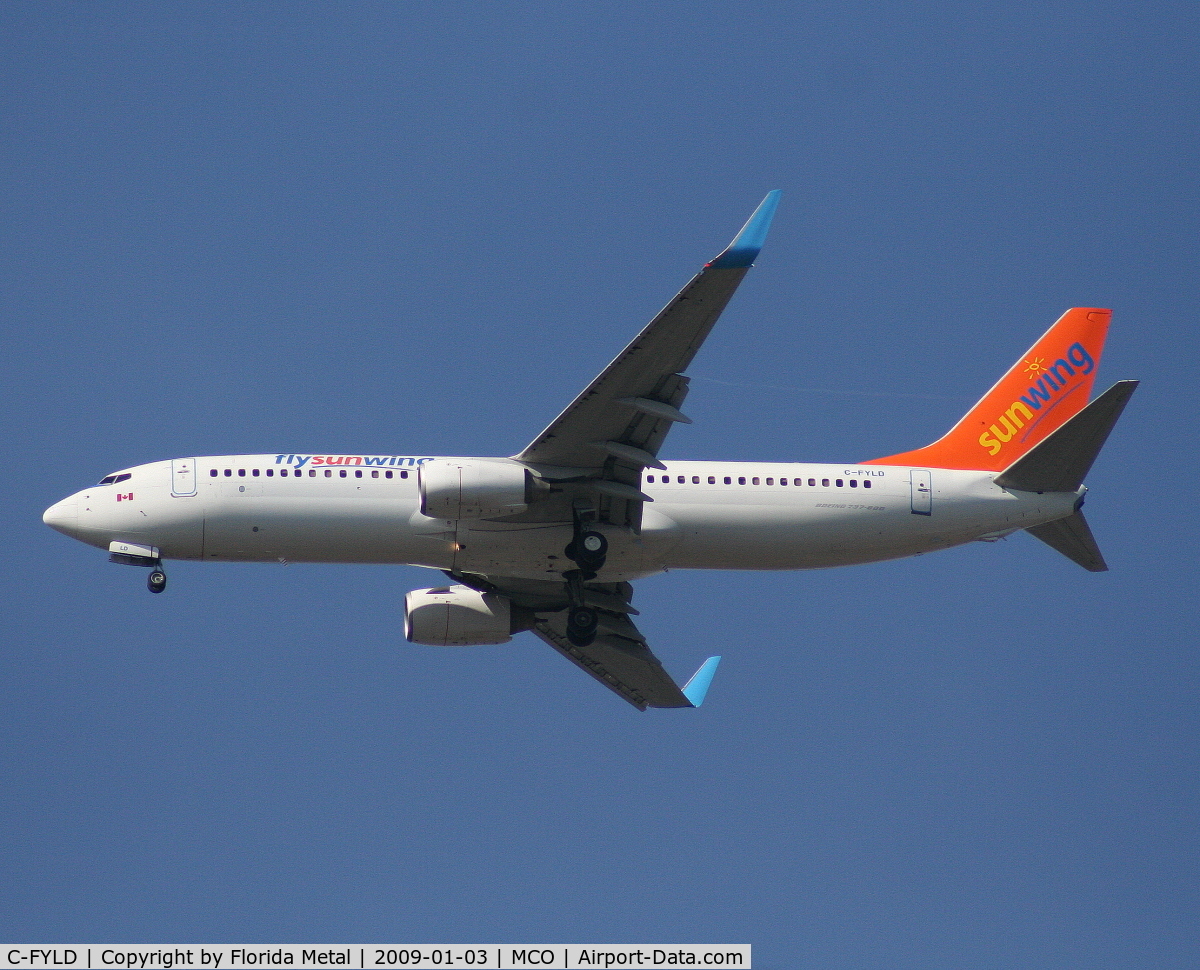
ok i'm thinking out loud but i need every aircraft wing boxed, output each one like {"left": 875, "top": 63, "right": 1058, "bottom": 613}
{"left": 532, "top": 606, "right": 719, "bottom": 712}
{"left": 452, "top": 571, "right": 719, "bottom": 711}
{"left": 514, "top": 191, "right": 781, "bottom": 482}
{"left": 532, "top": 607, "right": 687, "bottom": 710}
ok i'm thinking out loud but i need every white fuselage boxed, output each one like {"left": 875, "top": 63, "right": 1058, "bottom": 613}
{"left": 43, "top": 454, "right": 1081, "bottom": 582}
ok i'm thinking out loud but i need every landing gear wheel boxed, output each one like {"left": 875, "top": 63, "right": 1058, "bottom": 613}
{"left": 147, "top": 569, "right": 167, "bottom": 594}
{"left": 566, "top": 530, "right": 608, "bottom": 571}
{"left": 566, "top": 605, "right": 598, "bottom": 647}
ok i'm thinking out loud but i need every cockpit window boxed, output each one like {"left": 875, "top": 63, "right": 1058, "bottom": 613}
{"left": 97, "top": 473, "right": 132, "bottom": 485}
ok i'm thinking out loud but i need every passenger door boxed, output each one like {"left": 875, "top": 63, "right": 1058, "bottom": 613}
{"left": 171, "top": 458, "right": 198, "bottom": 497}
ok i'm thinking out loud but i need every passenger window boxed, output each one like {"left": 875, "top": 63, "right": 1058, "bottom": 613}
{"left": 224, "top": 469, "right": 232, "bottom": 477}
{"left": 677, "top": 476, "right": 685, "bottom": 484}
{"left": 780, "top": 478, "right": 787, "bottom": 485}
{"left": 401, "top": 470, "right": 409, "bottom": 479}
{"left": 252, "top": 469, "right": 260, "bottom": 477}
{"left": 808, "top": 478, "right": 816, "bottom": 486}
{"left": 821, "top": 478, "right": 829, "bottom": 487}
{"left": 752, "top": 477, "right": 760, "bottom": 485}
{"left": 385, "top": 470, "right": 393, "bottom": 479}
{"left": 646, "top": 475, "right": 655, "bottom": 483}
{"left": 766, "top": 478, "right": 774, "bottom": 486}
{"left": 692, "top": 475, "right": 700, "bottom": 484}
{"left": 209, "top": 470, "right": 217, "bottom": 477}
{"left": 849, "top": 479, "right": 857, "bottom": 487}
{"left": 738, "top": 477, "right": 746, "bottom": 485}
{"left": 724, "top": 476, "right": 731, "bottom": 484}
{"left": 238, "top": 469, "right": 246, "bottom": 477}
{"left": 371, "top": 470, "right": 379, "bottom": 478}
{"left": 309, "top": 470, "right": 316, "bottom": 477}
{"left": 340, "top": 470, "right": 347, "bottom": 478}
{"left": 794, "top": 478, "right": 802, "bottom": 486}
{"left": 708, "top": 476, "right": 716, "bottom": 484}
{"left": 326, "top": 470, "right": 333, "bottom": 478}
{"left": 836, "top": 479, "right": 843, "bottom": 487}
{"left": 266, "top": 469, "right": 273, "bottom": 477}
{"left": 864, "top": 480, "right": 872, "bottom": 489}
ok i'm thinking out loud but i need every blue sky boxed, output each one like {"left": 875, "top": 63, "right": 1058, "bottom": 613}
{"left": 3, "top": 3, "right": 1198, "bottom": 965}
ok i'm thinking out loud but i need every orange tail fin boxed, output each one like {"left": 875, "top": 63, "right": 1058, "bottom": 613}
{"left": 865, "top": 308, "right": 1112, "bottom": 471}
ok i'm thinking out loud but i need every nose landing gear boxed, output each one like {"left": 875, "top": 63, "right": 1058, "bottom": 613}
{"left": 110, "top": 543, "right": 169, "bottom": 593}
{"left": 147, "top": 568, "right": 167, "bottom": 594}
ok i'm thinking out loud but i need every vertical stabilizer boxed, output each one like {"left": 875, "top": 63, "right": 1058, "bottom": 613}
{"left": 866, "top": 308, "right": 1112, "bottom": 471}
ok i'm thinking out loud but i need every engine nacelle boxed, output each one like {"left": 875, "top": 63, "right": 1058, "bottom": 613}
{"left": 404, "top": 585, "right": 513, "bottom": 646}
{"left": 419, "top": 458, "right": 530, "bottom": 519}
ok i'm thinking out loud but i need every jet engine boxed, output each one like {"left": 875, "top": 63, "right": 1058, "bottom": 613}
{"left": 404, "top": 585, "right": 513, "bottom": 646}
{"left": 419, "top": 458, "right": 531, "bottom": 519}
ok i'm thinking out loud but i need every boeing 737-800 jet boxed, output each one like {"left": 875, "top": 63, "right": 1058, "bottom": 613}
{"left": 44, "top": 192, "right": 1137, "bottom": 710}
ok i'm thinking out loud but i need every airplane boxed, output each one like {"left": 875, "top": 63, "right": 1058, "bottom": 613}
{"left": 43, "top": 191, "right": 1138, "bottom": 711}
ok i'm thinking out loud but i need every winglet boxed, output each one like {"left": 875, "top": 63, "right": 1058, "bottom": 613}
{"left": 708, "top": 191, "right": 782, "bottom": 268}
{"left": 681, "top": 656, "right": 722, "bottom": 707}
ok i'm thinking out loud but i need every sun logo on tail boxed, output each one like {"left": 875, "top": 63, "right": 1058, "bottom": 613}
{"left": 1023, "top": 356, "right": 1047, "bottom": 378}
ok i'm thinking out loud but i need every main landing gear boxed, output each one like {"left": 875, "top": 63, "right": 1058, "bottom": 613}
{"left": 563, "top": 571, "right": 599, "bottom": 647}
{"left": 564, "top": 504, "right": 608, "bottom": 578}
{"left": 566, "top": 530, "right": 608, "bottom": 573}
{"left": 567, "top": 606, "right": 598, "bottom": 647}
{"left": 562, "top": 505, "right": 606, "bottom": 647}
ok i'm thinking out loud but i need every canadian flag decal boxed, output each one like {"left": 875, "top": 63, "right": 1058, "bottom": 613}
{"left": 117, "top": 492, "right": 133, "bottom": 502}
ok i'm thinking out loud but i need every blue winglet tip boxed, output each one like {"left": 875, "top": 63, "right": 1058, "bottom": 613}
{"left": 682, "top": 656, "right": 722, "bottom": 708}
{"left": 708, "top": 190, "right": 781, "bottom": 268}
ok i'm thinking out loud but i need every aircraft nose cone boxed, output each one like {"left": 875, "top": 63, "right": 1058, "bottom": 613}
{"left": 43, "top": 499, "right": 79, "bottom": 536}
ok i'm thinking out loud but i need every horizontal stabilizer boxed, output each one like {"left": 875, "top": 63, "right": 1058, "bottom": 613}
{"left": 994, "top": 380, "right": 1138, "bottom": 492}
{"left": 681, "top": 656, "right": 721, "bottom": 707}
{"left": 1026, "top": 510, "right": 1108, "bottom": 572}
